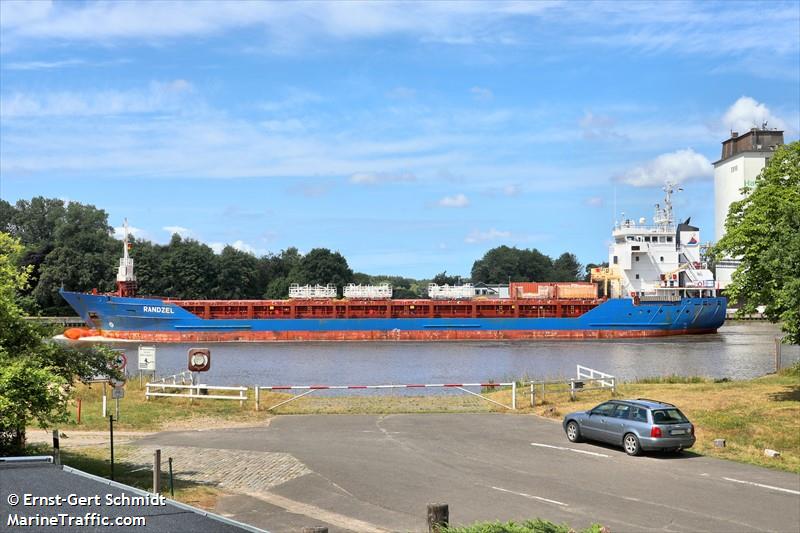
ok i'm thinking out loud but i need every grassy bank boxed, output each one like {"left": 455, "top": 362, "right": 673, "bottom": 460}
{"left": 517, "top": 365, "right": 800, "bottom": 473}
{"left": 58, "top": 366, "right": 799, "bottom": 472}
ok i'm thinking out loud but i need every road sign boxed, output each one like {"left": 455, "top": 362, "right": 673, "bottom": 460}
{"left": 188, "top": 348, "right": 211, "bottom": 372}
{"left": 111, "top": 384, "right": 125, "bottom": 399}
{"left": 138, "top": 346, "right": 156, "bottom": 371}
{"left": 109, "top": 351, "right": 127, "bottom": 371}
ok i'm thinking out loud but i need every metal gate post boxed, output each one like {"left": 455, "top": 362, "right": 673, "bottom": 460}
{"left": 511, "top": 382, "right": 516, "bottom": 410}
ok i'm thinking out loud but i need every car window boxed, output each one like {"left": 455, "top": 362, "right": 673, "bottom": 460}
{"left": 629, "top": 406, "right": 648, "bottom": 422}
{"left": 612, "top": 404, "right": 631, "bottom": 419}
{"left": 591, "top": 403, "right": 616, "bottom": 416}
{"left": 652, "top": 408, "right": 688, "bottom": 424}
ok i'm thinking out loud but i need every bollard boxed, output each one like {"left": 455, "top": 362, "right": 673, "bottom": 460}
{"left": 301, "top": 528, "right": 328, "bottom": 533}
{"left": 76, "top": 398, "right": 82, "bottom": 424}
{"left": 168, "top": 457, "right": 174, "bottom": 497}
{"left": 109, "top": 415, "right": 115, "bottom": 481}
{"left": 52, "top": 430, "right": 61, "bottom": 466}
{"left": 153, "top": 449, "right": 161, "bottom": 494}
{"left": 254, "top": 386, "right": 260, "bottom": 411}
{"left": 427, "top": 503, "right": 449, "bottom": 532}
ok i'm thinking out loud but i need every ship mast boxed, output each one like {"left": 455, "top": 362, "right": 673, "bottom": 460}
{"left": 653, "top": 181, "right": 682, "bottom": 230}
{"left": 116, "top": 219, "right": 137, "bottom": 297}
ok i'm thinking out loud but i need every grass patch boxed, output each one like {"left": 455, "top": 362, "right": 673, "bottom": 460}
{"left": 633, "top": 375, "right": 708, "bottom": 384}
{"left": 24, "top": 443, "right": 223, "bottom": 510}
{"left": 518, "top": 372, "right": 800, "bottom": 473}
{"left": 443, "top": 518, "right": 605, "bottom": 533}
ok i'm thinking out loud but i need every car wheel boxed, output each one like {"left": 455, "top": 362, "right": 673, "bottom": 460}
{"left": 623, "top": 433, "right": 641, "bottom": 456}
{"left": 566, "top": 421, "right": 582, "bottom": 443}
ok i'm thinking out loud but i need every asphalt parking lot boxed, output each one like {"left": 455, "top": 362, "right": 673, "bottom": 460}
{"left": 135, "top": 413, "right": 800, "bottom": 532}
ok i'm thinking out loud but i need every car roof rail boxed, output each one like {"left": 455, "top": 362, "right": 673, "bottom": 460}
{"left": 635, "top": 398, "right": 675, "bottom": 407}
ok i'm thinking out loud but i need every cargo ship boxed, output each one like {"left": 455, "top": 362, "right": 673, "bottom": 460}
{"left": 60, "top": 184, "right": 726, "bottom": 342}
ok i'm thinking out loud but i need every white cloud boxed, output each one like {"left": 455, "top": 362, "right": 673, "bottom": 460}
{"left": 112, "top": 225, "right": 145, "bottom": 239}
{"left": 615, "top": 148, "right": 712, "bottom": 188}
{"left": 0, "top": 79, "right": 194, "bottom": 117}
{"left": 209, "top": 242, "right": 225, "bottom": 254}
{"left": 349, "top": 172, "right": 416, "bottom": 185}
{"left": 438, "top": 193, "right": 470, "bottom": 208}
{"left": 579, "top": 111, "right": 623, "bottom": 140}
{"left": 386, "top": 87, "right": 416, "bottom": 99}
{"left": 470, "top": 86, "right": 493, "bottom": 101}
{"left": 721, "top": 96, "right": 787, "bottom": 134}
{"left": 464, "top": 228, "right": 511, "bottom": 243}
{"left": 502, "top": 184, "right": 522, "bottom": 196}
{"left": 585, "top": 196, "right": 604, "bottom": 207}
{"left": 163, "top": 225, "right": 191, "bottom": 238}
{"left": 231, "top": 240, "right": 257, "bottom": 255}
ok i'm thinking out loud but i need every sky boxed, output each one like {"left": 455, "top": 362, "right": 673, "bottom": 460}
{"left": 1, "top": 0, "right": 798, "bottom": 278}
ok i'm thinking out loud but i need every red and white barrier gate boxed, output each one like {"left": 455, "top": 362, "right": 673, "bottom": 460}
{"left": 255, "top": 382, "right": 517, "bottom": 411}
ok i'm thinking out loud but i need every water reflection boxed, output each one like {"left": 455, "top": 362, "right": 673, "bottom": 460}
{"left": 105, "top": 322, "right": 798, "bottom": 389}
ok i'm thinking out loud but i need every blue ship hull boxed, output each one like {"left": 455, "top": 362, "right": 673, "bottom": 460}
{"left": 59, "top": 291, "right": 727, "bottom": 342}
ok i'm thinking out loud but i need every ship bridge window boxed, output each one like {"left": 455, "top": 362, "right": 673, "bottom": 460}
{"left": 660, "top": 256, "right": 664, "bottom": 262}
{"left": 635, "top": 274, "right": 640, "bottom": 279}
{"left": 667, "top": 236, "right": 673, "bottom": 242}
{"left": 632, "top": 246, "right": 640, "bottom": 251}
{"left": 635, "top": 256, "right": 640, "bottom": 262}
{"left": 613, "top": 256, "right": 618, "bottom": 264}
{"left": 644, "top": 236, "right": 651, "bottom": 242}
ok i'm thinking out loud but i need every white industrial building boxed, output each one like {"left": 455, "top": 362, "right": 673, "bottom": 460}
{"left": 713, "top": 127, "right": 784, "bottom": 289}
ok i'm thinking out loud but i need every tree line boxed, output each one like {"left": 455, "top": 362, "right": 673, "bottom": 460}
{"left": 0, "top": 197, "right": 588, "bottom": 314}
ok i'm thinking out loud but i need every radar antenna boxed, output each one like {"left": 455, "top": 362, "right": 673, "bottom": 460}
{"left": 653, "top": 181, "right": 682, "bottom": 228}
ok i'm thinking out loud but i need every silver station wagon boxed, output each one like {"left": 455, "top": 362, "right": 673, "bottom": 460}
{"left": 562, "top": 399, "right": 695, "bottom": 456}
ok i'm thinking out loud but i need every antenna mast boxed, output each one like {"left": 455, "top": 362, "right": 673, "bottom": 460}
{"left": 116, "top": 219, "right": 137, "bottom": 297}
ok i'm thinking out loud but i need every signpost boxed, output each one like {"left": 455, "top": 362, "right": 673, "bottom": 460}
{"left": 138, "top": 345, "right": 157, "bottom": 386}
{"left": 111, "top": 378, "right": 125, "bottom": 420}
{"left": 187, "top": 348, "right": 211, "bottom": 404}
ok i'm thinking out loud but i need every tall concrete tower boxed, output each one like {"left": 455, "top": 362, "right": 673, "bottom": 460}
{"left": 713, "top": 126, "right": 784, "bottom": 288}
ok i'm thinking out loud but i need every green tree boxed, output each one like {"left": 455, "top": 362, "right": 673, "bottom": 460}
{"left": 552, "top": 252, "right": 582, "bottom": 281}
{"left": 33, "top": 202, "right": 117, "bottom": 312}
{"left": 713, "top": 142, "right": 800, "bottom": 344}
{"left": 432, "top": 271, "right": 462, "bottom": 285}
{"left": 161, "top": 235, "right": 218, "bottom": 299}
{"left": 0, "top": 232, "right": 118, "bottom": 453}
{"left": 290, "top": 248, "right": 354, "bottom": 294}
{"left": 471, "top": 246, "right": 555, "bottom": 283}
{"left": 213, "top": 245, "right": 263, "bottom": 299}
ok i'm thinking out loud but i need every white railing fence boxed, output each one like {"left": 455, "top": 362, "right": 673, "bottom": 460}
{"left": 528, "top": 365, "right": 616, "bottom": 406}
{"left": 145, "top": 382, "right": 248, "bottom": 406}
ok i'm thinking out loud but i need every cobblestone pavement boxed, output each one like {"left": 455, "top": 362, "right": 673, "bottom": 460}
{"left": 120, "top": 445, "right": 312, "bottom": 492}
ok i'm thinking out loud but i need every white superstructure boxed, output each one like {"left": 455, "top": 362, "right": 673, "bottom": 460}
{"left": 600, "top": 183, "right": 716, "bottom": 300}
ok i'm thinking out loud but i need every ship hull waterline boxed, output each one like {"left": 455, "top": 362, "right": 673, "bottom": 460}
{"left": 59, "top": 291, "right": 727, "bottom": 343}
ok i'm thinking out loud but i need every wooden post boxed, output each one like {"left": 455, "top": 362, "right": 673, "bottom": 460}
{"left": 102, "top": 383, "right": 107, "bottom": 417}
{"left": 76, "top": 398, "right": 82, "bottom": 424}
{"left": 109, "top": 415, "right": 114, "bottom": 481}
{"left": 153, "top": 449, "right": 162, "bottom": 494}
{"left": 530, "top": 382, "right": 534, "bottom": 407}
{"left": 569, "top": 379, "right": 576, "bottom": 401}
{"left": 775, "top": 336, "right": 782, "bottom": 373}
{"left": 427, "top": 503, "right": 449, "bottom": 532}
{"left": 52, "top": 430, "right": 60, "bottom": 466}
{"left": 254, "top": 386, "right": 260, "bottom": 411}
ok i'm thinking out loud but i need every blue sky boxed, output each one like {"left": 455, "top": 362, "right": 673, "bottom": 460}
{"left": 1, "top": 1, "right": 798, "bottom": 278}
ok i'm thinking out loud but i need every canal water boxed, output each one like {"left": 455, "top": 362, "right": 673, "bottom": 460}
{"left": 103, "top": 322, "right": 799, "bottom": 389}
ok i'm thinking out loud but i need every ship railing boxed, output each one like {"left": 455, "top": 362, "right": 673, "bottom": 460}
{"left": 527, "top": 365, "right": 616, "bottom": 406}
{"left": 145, "top": 382, "right": 248, "bottom": 406}
{"left": 254, "top": 381, "right": 517, "bottom": 411}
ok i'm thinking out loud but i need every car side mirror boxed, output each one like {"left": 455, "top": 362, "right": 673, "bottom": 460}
{"left": 587, "top": 410, "right": 594, "bottom": 416}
